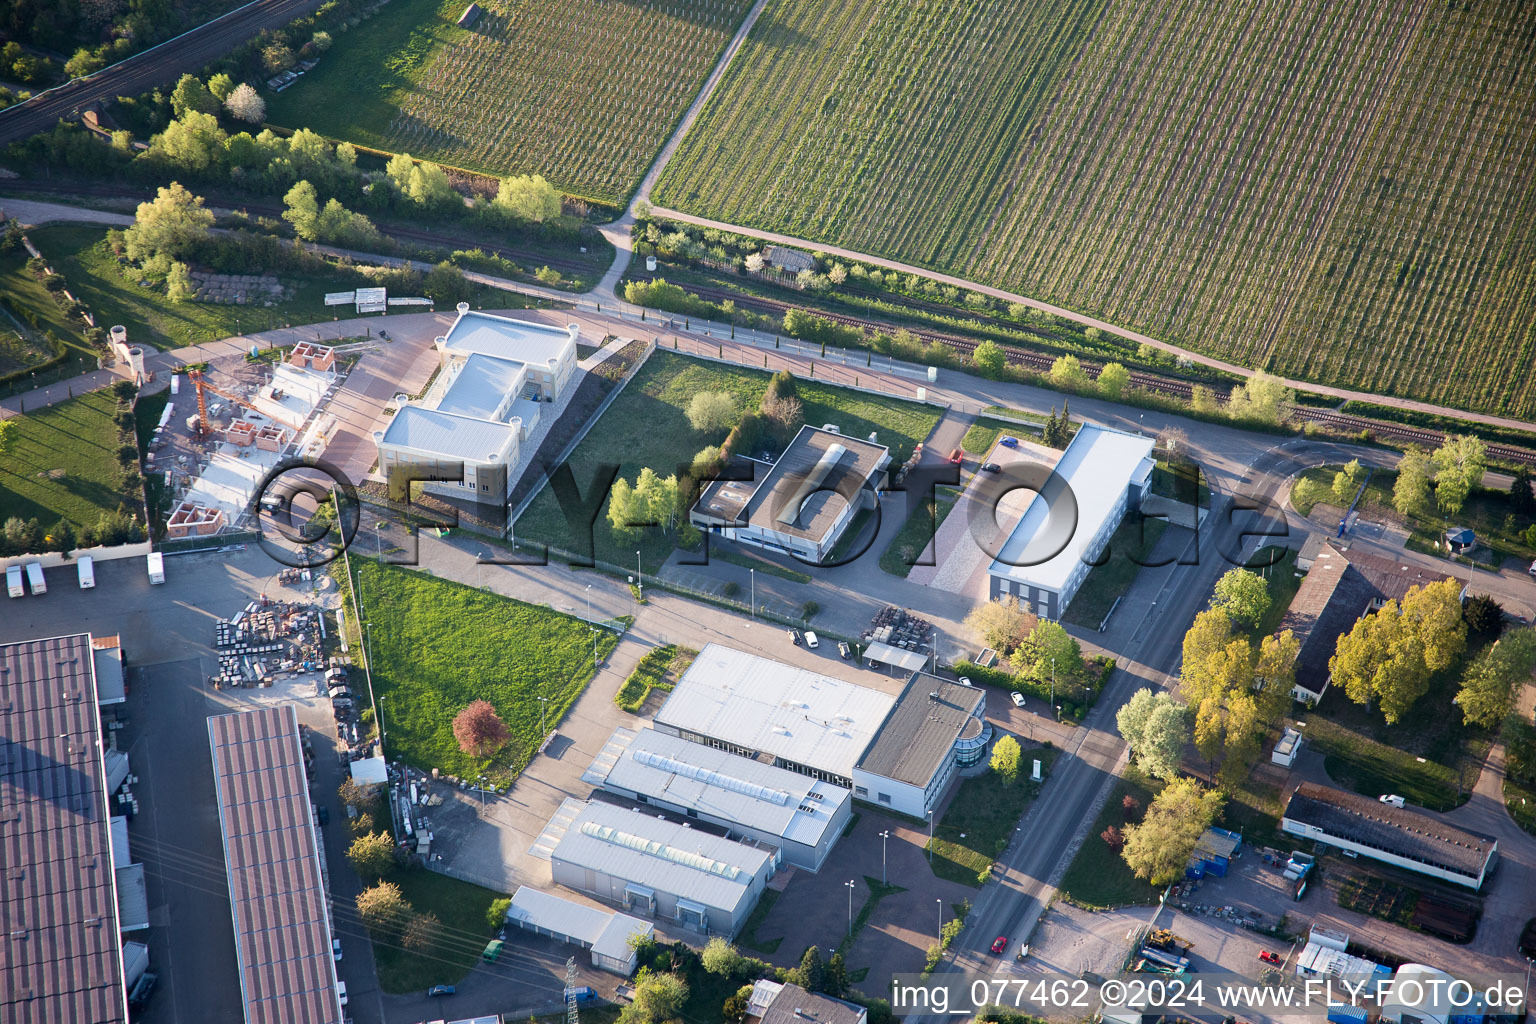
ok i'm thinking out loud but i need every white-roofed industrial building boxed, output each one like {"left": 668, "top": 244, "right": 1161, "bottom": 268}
{"left": 504, "top": 886, "right": 653, "bottom": 975}
{"left": 986, "top": 424, "right": 1155, "bottom": 619}
{"left": 583, "top": 726, "right": 852, "bottom": 872}
{"left": 375, "top": 305, "right": 578, "bottom": 502}
{"left": 652, "top": 643, "right": 896, "bottom": 788}
{"left": 539, "top": 799, "right": 777, "bottom": 938}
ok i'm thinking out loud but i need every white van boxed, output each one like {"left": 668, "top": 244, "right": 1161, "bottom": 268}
{"left": 6, "top": 565, "right": 22, "bottom": 598}
{"left": 78, "top": 555, "right": 96, "bottom": 589}
{"left": 146, "top": 551, "right": 165, "bottom": 585}
{"left": 24, "top": 562, "right": 46, "bottom": 595}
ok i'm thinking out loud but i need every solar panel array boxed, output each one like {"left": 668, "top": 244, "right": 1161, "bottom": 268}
{"left": 208, "top": 706, "right": 341, "bottom": 1024}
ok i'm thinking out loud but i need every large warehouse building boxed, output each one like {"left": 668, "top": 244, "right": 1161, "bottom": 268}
{"left": 986, "top": 424, "right": 1155, "bottom": 618}
{"left": 583, "top": 726, "right": 853, "bottom": 872}
{"left": 209, "top": 706, "right": 344, "bottom": 1024}
{"left": 654, "top": 644, "right": 896, "bottom": 788}
{"left": 1281, "top": 782, "right": 1497, "bottom": 889}
{"left": 852, "top": 677, "right": 988, "bottom": 819}
{"left": 536, "top": 799, "right": 777, "bottom": 937}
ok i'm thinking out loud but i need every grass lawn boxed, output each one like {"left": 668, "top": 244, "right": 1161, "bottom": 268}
{"left": 738, "top": 887, "right": 783, "bottom": 955}
{"left": 0, "top": 242, "right": 96, "bottom": 389}
{"left": 515, "top": 350, "right": 941, "bottom": 567}
{"left": 1219, "top": 776, "right": 1288, "bottom": 851}
{"left": 1150, "top": 459, "right": 1211, "bottom": 506}
{"left": 878, "top": 487, "right": 958, "bottom": 578}
{"left": 1297, "top": 644, "right": 1492, "bottom": 811}
{"left": 1057, "top": 770, "right": 1162, "bottom": 909}
{"left": 961, "top": 415, "right": 1031, "bottom": 456}
{"left": 1250, "top": 546, "right": 1301, "bottom": 640}
{"left": 929, "top": 747, "right": 1058, "bottom": 886}
{"left": 369, "top": 867, "right": 506, "bottom": 993}
{"left": 1063, "top": 517, "right": 1168, "bottom": 628}
{"left": 1503, "top": 719, "right": 1536, "bottom": 838}
{"left": 0, "top": 388, "right": 135, "bottom": 531}
{"left": 346, "top": 558, "right": 616, "bottom": 782}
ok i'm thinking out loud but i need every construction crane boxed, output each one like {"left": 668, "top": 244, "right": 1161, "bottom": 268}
{"left": 185, "top": 368, "right": 262, "bottom": 437}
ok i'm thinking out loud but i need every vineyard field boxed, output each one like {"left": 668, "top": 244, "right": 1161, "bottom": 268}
{"left": 266, "top": 0, "right": 754, "bottom": 203}
{"left": 655, "top": 0, "right": 1536, "bottom": 417}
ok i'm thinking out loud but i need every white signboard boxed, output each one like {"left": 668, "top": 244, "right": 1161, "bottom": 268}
{"left": 386, "top": 297, "right": 433, "bottom": 307}
{"left": 324, "top": 291, "right": 356, "bottom": 306}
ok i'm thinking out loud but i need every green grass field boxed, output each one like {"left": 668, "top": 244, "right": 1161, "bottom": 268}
{"left": 347, "top": 558, "right": 616, "bottom": 782}
{"left": 929, "top": 747, "right": 1057, "bottom": 886}
{"left": 368, "top": 868, "right": 506, "bottom": 992}
{"left": 1062, "top": 518, "right": 1168, "bottom": 628}
{"left": 0, "top": 388, "right": 135, "bottom": 531}
{"left": 514, "top": 350, "right": 942, "bottom": 567}
{"left": 0, "top": 243, "right": 93, "bottom": 386}
{"left": 28, "top": 225, "right": 353, "bottom": 351}
{"left": 878, "top": 488, "right": 958, "bottom": 579}
{"left": 657, "top": 0, "right": 1536, "bottom": 417}
{"left": 267, "top": 0, "right": 755, "bottom": 202}
{"left": 1057, "top": 770, "right": 1162, "bottom": 909}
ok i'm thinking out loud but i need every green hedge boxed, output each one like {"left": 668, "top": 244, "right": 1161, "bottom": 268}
{"left": 951, "top": 657, "right": 1114, "bottom": 720}
{"left": 615, "top": 644, "right": 698, "bottom": 712}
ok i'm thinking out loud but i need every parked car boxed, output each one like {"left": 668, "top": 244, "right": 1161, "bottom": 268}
{"left": 958, "top": 676, "right": 972, "bottom": 687}
{"left": 981, "top": 462, "right": 1002, "bottom": 473}
{"left": 1010, "top": 691, "right": 1026, "bottom": 708}
{"left": 1528, "top": 558, "right": 1535, "bottom": 577}
{"left": 999, "top": 435, "right": 1020, "bottom": 448}
{"left": 1258, "top": 951, "right": 1282, "bottom": 965}
{"left": 947, "top": 447, "right": 964, "bottom": 465}
{"left": 804, "top": 631, "right": 819, "bottom": 649}
{"left": 788, "top": 628, "right": 804, "bottom": 645}
{"left": 316, "top": 805, "right": 329, "bottom": 826}
{"left": 427, "top": 985, "right": 456, "bottom": 997}
{"left": 837, "top": 641, "right": 851, "bottom": 659}
{"left": 128, "top": 972, "right": 158, "bottom": 1009}
{"left": 337, "top": 981, "right": 348, "bottom": 1006}
{"left": 991, "top": 935, "right": 1009, "bottom": 954}
{"left": 332, "top": 938, "right": 343, "bottom": 961}
{"left": 1379, "top": 794, "right": 1406, "bottom": 808}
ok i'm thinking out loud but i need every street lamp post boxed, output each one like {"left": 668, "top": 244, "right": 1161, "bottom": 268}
{"left": 1050, "top": 656, "right": 1056, "bottom": 712}
{"left": 586, "top": 585, "right": 597, "bottom": 665}
{"left": 927, "top": 810, "right": 934, "bottom": 863}
{"left": 879, "top": 829, "right": 890, "bottom": 886}
{"left": 936, "top": 898, "right": 943, "bottom": 940}
{"left": 537, "top": 696, "right": 549, "bottom": 738}
{"left": 375, "top": 522, "right": 383, "bottom": 558}
{"left": 477, "top": 773, "right": 487, "bottom": 807}
{"left": 750, "top": 568, "right": 755, "bottom": 618}
{"left": 846, "top": 880, "right": 856, "bottom": 939}
{"left": 476, "top": 551, "right": 484, "bottom": 590}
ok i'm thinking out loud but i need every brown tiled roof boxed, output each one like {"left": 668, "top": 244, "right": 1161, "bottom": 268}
{"left": 0, "top": 634, "right": 128, "bottom": 1024}
{"left": 1283, "top": 782, "right": 1495, "bottom": 879}
{"left": 209, "top": 707, "right": 341, "bottom": 1024}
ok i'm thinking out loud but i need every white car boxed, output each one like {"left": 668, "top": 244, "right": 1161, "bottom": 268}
{"left": 804, "top": 631, "right": 819, "bottom": 649}
{"left": 1010, "top": 691, "right": 1026, "bottom": 708}
{"left": 332, "top": 938, "right": 342, "bottom": 961}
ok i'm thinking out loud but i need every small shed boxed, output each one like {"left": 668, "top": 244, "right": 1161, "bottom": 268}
{"left": 1271, "top": 726, "right": 1303, "bottom": 767}
{"left": 1186, "top": 826, "right": 1241, "bottom": 878}
{"left": 1444, "top": 526, "right": 1475, "bottom": 552}
{"left": 457, "top": 2, "right": 482, "bottom": 27}
{"left": 763, "top": 245, "right": 816, "bottom": 275}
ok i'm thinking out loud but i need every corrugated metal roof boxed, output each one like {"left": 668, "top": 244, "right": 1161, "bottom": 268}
{"left": 440, "top": 310, "right": 575, "bottom": 368}
{"left": 744, "top": 426, "right": 888, "bottom": 543}
{"left": 989, "top": 424, "right": 1155, "bottom": 592}
{"left": 208, "top": 706, "right": 342, "bottom": 1024}
{"left": 654, "top": 644, "right": 895, "bottom": 780}
{"left": 588, "top": 728, "right": 848, "bottom": 851}
{"left": 856, "top": 676, "right": 984, "bottom": 787}
{"left": 551, "top": 801, "right": 772, "bottom": 914}
{"left": 380, "top": 404, "right": 519, "bottom": 463}
{"left": 436, "top": 352, "right": 528, "bottom": 420}
{"left": 506, "top": 886, "right": 653, "bottom": 961}
{"left": 1283, "top": 783, "right": 1495, "bottom": 879}
{"left": 91, "top": 644, "right": 125, "bottom": 705}
{"left": 115, "top": 863, "right": 149, "bottom": 932}
{"left": 0, "top": 633, "right": 128, "bottom": 1024}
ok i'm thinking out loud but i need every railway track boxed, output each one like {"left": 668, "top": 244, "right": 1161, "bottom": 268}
{"left": 0, "top": 180, "right": 599, "bottom": 277}
{"left": 657, "top": 277, "right": 1536, "bottom": 468}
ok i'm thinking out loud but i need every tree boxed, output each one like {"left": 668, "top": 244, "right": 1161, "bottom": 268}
{"left": 1122, "top": 794, "right": 1141, "bottom": 818}
{"left": 723, "top": 983, "right": 755, "bottom": 1023}
{"left": 493, "top": 173, "right": 562, "bottom": 222}
{"left": 1016, "top": 620, "right": 1081, "bottom": 680}
{"left": 972, "top": 340, "right": 1006, "bottom": 376}
{"left": 165, "top": 261, "right": 194, "bottom": 302}
{"left": 402, "top": 911, "right": 441, "bottom": 952}
{"left": 990, "top": 734, "right": 1022, "bottom": 783}
{"left": 1432, "top": 435, "right": 1487, "bottom": 515}
{"left": 828, "top": 263, "right": 848, "bottom": 285}
{"left": 1462, "top": 594, "right": 1504, "bottom": 639}
{"left": 702, "top": 936, "right": 744, "bottom": 977}
{"left": 1509, "top": 466, "right": 1535, "bottom": 518}
{"left": 1331, "top": 579, "right": 1466, "bottom": 723}
{"left": 452, "top": 699, "right": 511, "bottom": 756}
{"left": 225, "top": 83, "right": 266, "bottom": 124}
{"left": 262, "top": 42, "right": 296, "bottom": 74}
{"left": 423, "top": 261, "right": 472, "bottom": 306}
{"left": 1121, "top": 779, "right": 1224, "bottom": 885}
{"left": 315, "top": 198, "right": 382, "bottom": 247}
{"left": 1049, "top": 353, "right": 1090, "bottom": 390}
{"left": 124, "top": 182, "right": 213, "bottom": 263}
{"left": 1115, "top": 688, "right": 1188, "bottom": 780}
{"left": 1454, "top": 629, "right": 1536, "bottom": 729}
{"left": 1393, "top": 448, "right": 1433, "bottom": 518}
{"left": 1211, "top": 567, "right": 1270, "bottom": 627}
{"left": 620, "top": 971, "right": 688, "bottom": 1024}
{"left": 760, "top": 392, "right": 804, "bottom": 443}
{"left": 687, "top": 390, "right": 737, "bottom": 432}
{"left": 486, "top": 897, "right": 511, "bottom": 929}
{"left": 282, "top": 180, "right": 321, "bottom": 240}
{"left": 347, "top": 831, "right": 395, "bottom": 879}
{"left": 787, "top": 946, "right": 827, "bottom": 993}
{"left": 356, "top": 880, "right": 411, "bottom": 937}
{"left": 207, "top": 73, "right": 236, "bottom": 101}
{"left": 1101, "top": 825, "right": 1125, "bottom": 852}
{"left": 170, "top": 74, "right": 219, "bottom": 118}
{"left": 1097, "top": 361, "right": 1130, "bottom": 399}
{"left": 1332, "top": 459, "right": 1364, "bottom": 506}
{"left": 964, "top": 597, "right": 1038, "bottom": 657}
{"left": 1226, "top": 371, "right": 1293, "bottom": 425}
{"left": 1180, "top": 609, "right": 1295, "bottom": 778}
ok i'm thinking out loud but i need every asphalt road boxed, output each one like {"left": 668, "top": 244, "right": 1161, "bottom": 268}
{"left": 0, "top": 0, "right": 324, "bottom": 148}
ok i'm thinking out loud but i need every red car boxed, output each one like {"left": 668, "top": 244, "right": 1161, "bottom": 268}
{"left": 991, "top": 936, "right": 1009, "bottom": 955}
{"left": 1258, "top": 950, "right": 1282, "bottom": 964}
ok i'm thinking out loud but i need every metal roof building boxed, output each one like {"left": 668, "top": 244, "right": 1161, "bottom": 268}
{"left": 209, "top": 706, "right": 343, "bottom": 1024}
{"left": 505, "top": 886, "right": 654, "bottom": 975}
{"left": 852, "top": 676, "right": 988, "bottom": 818}
{"left": 653, "top": 643, "right": 896, "bottom": 788}
{"left": 583, "top": 726, "right": 852, "bottom": 872}
{"left": 986, "top": 424, "right": 1155, "bottom": 619}
{"left": 539, "top": 799, "right": 776, "bottom": 937}
{"left": 0, "top": 633, "right": 130, "bottom": 1024}
{"left": 1281, "top": 782, "right": 1497, "bottom": 889}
